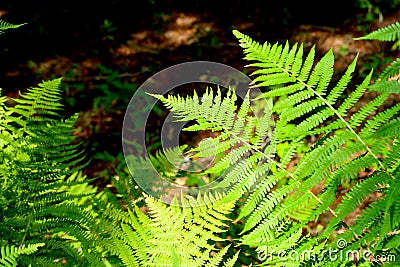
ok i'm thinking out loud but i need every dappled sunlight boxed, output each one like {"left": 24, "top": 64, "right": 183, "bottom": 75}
{"left": 116, "top": 12, "right": 214, "bottom": 57}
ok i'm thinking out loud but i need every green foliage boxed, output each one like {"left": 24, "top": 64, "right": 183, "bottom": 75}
{"left": 0, "top": 79, "right": 105, "bottom": 266}
{"left": 355, "top": 21, "right": 400, "bottom": 41}
{"left": 355, "top": 0, "right": 400, "bottom": 24}
{"left": 0, "top": 243, "right": 44, "bottom": 266}
{"left": 2, "top": 18, "right": 400, "bottom": 266}
{"left": 229, "top": 28, "right": 398, "bottom": 266}
{"left": 63, "top": 65, "right": 137, "bottom": 112}
{"left": 102, "top": 193, "right": 239, "bottom": 266}
{"left": 358, "top": 21, "right": 400, "bottom": 94}
{"left": 139, "top": 24, "right": 399, "bottom": 265}
{"left": 0, "top": 19, "right": 26, "bottom": 34}
{"left": 150, "top": 87, "right": 274, "bottom": 197}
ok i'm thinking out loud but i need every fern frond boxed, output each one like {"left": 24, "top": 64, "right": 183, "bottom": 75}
{"left": 150, "top": 85, "right": 275, "bottom": 199}
{"left": 354, "top": 21, "right": 400, "bottom": 41}
{"left": 8, "top": 78, "right": 64, "bottom": 123}
{"left": 106, "top": 193, "right": 237, "bottom": 267}
{"left": 0, "top": 19, "right": 26, "bottom": 34}
{"left": 377, "top": 57, "right": 400, "bottom": 81}
{"left": 0, "top": 78, "right": 104, "bottom": 266}
{"left": 0, "top": 243, "right": 44, "bottom": 266}
{"left": 369, "top": 79, "right": 400, "bottom": 93}
{"left": 324, "top": 172, "right": 391, "bottom": 237}
{"left": 227, "top": 29, "right": 400, "bottom": 266}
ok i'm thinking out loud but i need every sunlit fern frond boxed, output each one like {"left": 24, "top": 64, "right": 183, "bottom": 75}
{"left": 104, "top": 193, "right": 238, "bottom": 266}
{"left": 150, "top": 87, "right": 275, "bottom": 199}
{"left": 354, "top": 21, "right": 400, "bottom": 42}
{"left": 231, "top": 29, "right": 400, "bottom": 266}
{"left": 0, "top": 19, "right": 26, "bottom": 34}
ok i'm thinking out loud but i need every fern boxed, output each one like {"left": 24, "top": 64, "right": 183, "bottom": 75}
{"left": 2, "top": 17, "right": 399, "bottom": 266}
{"left": 139, "top": 28, "right": 399, "bottom": 266}
{"left": 0, "top": 19, "right": 25, "bottom": 34}
{"left": 0, "top": 243, "right": 44, "bottom": 266}
{"left": 0, "top": 79, "right": 106, "bottom": 266}
{"left": 150, "top": 86, "right": 275, "bottom": 199}
{"left": 100, "top": 193, "right": 239, "bottom": 266}
{"left": 354, "top": 21, "right": 400, "bottom": 41}
{"left": 119, "top": 25, "right": 398, "bottom": 266}
{"left": 229, "top": 29, "right": 399, "bottom": 266}
{"left": 357, "top": 22, "right": 400, "bottom": 95}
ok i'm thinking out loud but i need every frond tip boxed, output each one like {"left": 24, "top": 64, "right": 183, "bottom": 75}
{"left": 354, "top": 21, "right": 400, "bottom": 41}
{"left": 0, "top": 19, "right": 26, "bottom": 34}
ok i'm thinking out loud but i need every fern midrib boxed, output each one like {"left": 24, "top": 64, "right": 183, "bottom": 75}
{"left": 268, "top": 49, "right": 389, "bottom": 175}
{"left": 176, "top": 88, "right": 332, "bottom": 215}
{"left": 205, "top": 110, "right": 338, "bottom": 217}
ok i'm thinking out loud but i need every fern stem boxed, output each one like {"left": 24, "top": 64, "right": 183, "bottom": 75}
{"left": 290, "top": 68, "right": 389, "bottom": 174}
{"left": 192, "top": 94, "right": 339, "bottom": 217}
{"left": 20, "top": 211, "right": 33, "bottom": 247}
{"left": 231, "top": 129, "right": 338, "bottom": 218}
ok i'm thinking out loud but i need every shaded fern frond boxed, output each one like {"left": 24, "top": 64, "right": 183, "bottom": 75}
{"left": 376, "top": 57, "right": 400, "bottom": 81}
{"left": 0, "top": 243, "right": 44, "bottom": 267}
{"left": 369, "top": 79, "right": 400, "bottom": 93}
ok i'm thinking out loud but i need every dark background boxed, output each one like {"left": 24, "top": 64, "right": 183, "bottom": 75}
{"left": 0, "top": 0, "right": 361, "bottom": 63}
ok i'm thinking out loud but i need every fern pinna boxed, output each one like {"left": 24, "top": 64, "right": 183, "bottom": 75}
{"left": 0, "top": 79, "right": 103, "bottom": 266}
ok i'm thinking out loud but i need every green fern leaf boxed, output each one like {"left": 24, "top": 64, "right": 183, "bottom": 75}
{"left": 337, "top": 70, "right": 372, "bottom": 116}
{"left": 369, "top": 80, "right": 400, "bottom": 93}
{"left": 354, "top": 21, "right": 400, "bottom": 41}
{"left": 105, "top": 193, "right": 237, "bottom": 266}
{"left": 0, "top": 243, "right": 44, "bottom": 266}
{"left": 0, "top": 19, "right": 26, "bottom": 34}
